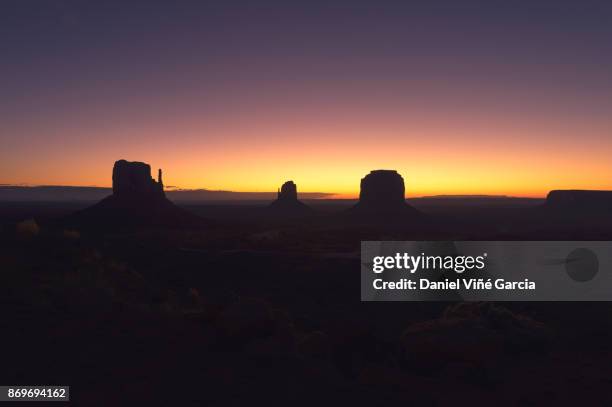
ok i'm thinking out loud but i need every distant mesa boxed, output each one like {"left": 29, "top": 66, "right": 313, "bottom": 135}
{"left": 276, "top": 181, "right": 298, "bottom": 202}
{"left": 112, "top": 159, "right": 164, "bottom": 200}
{"left": 268, "top": 181, "right": 311, "bottom": 216}
{"left": 545, "top": 190, "right": 612, "bottom": 212}
{"left": 350, "top": 170, "right": 420, "bottom": 217}
{"left": 359, "top": 170, "right": 405, "bottom": 208}
{"left": 66, "top": 160, "right": 207, "bottom": 229}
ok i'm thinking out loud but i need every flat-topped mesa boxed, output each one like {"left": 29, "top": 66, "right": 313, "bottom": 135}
{"left": 112, "top": 159, "right": 164, "bottom": 200}
{"left": 545, "top": 190, "right": 612, "bottom": 211}
{"left": 349, "top": 170, "right": 420, "bottom": 219}
{"left": 277, "top": 181, "right": 298, "bottom": 201}
{"left": 358, "top": 170, "right": 406, "bottom": 209}
{"left": 66, "top": 159, "right": 207, "bottom": 229}
{"left": 269, "top": 180, "right": 311, "bottom": 214}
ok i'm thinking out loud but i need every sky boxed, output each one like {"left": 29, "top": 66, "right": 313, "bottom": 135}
{"left": 1, "top": 0, "right": 612, "bottom": 197}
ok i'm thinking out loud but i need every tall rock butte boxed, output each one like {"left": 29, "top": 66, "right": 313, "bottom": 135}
{"left": 276, "top": 181, "right": 298, "bottom": 202}
{"left": 112, "top": 160, "right": 165, "bottom": 200}
{"left": 351, "top": 170, "right": 419, "bottom": 216}
{"left": 268, "top": 181, "right": 311, "bottom": 215}
{"left": 67, "top": 160, "right": 206, "bottom": 228}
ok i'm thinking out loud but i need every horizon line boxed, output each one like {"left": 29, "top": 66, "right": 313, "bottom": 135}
{"left": 0, "top": 183, "right": 551, "bottom": 199}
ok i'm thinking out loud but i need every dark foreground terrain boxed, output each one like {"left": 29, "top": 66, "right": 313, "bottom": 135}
{"left": 2, "top": 198, "right": 612, "bottom": 406}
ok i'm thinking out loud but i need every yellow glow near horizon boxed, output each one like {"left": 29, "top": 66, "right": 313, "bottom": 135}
{"left": 5, "top": 131, "right": 611, "bottom": 198}
{"left": 3, "top": 91, "right": 612, "bottom": 198}
{"left": 4, "top": 3, "right": 612, "bottom": 201}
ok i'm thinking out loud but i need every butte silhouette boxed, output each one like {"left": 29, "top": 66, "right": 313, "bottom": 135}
{"left": 267, "top": 181, "right": 312, "bottom": 216}
{"left": 348, "top": 170, "right": 420, "bottom": 219}
{"left": 66, "top": 160, "right": 206, "bottom": 229}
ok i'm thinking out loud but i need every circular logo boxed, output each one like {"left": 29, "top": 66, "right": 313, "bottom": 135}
{"left": 565, "top": 248, "right": 599, "bottom": 282}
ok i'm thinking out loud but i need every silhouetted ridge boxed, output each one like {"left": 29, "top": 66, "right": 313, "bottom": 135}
{"left": 545, "top": 190, "right": 612, "bottom": 212}
{"left": 268, "top": 181, "right": 311, "bottom": 216}
{"left": 66, "top": 160, "right": 207, "bottom": 229}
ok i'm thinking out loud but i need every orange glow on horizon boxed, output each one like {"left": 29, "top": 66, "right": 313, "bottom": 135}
{"left": 2, "top": 84, "right": 612, "bottom": 198}
{"left": 4, "top": 3, "right": 612, "bottom": 202}
{"left": 3, "top": 128, "right": 611, "bottom": 199}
